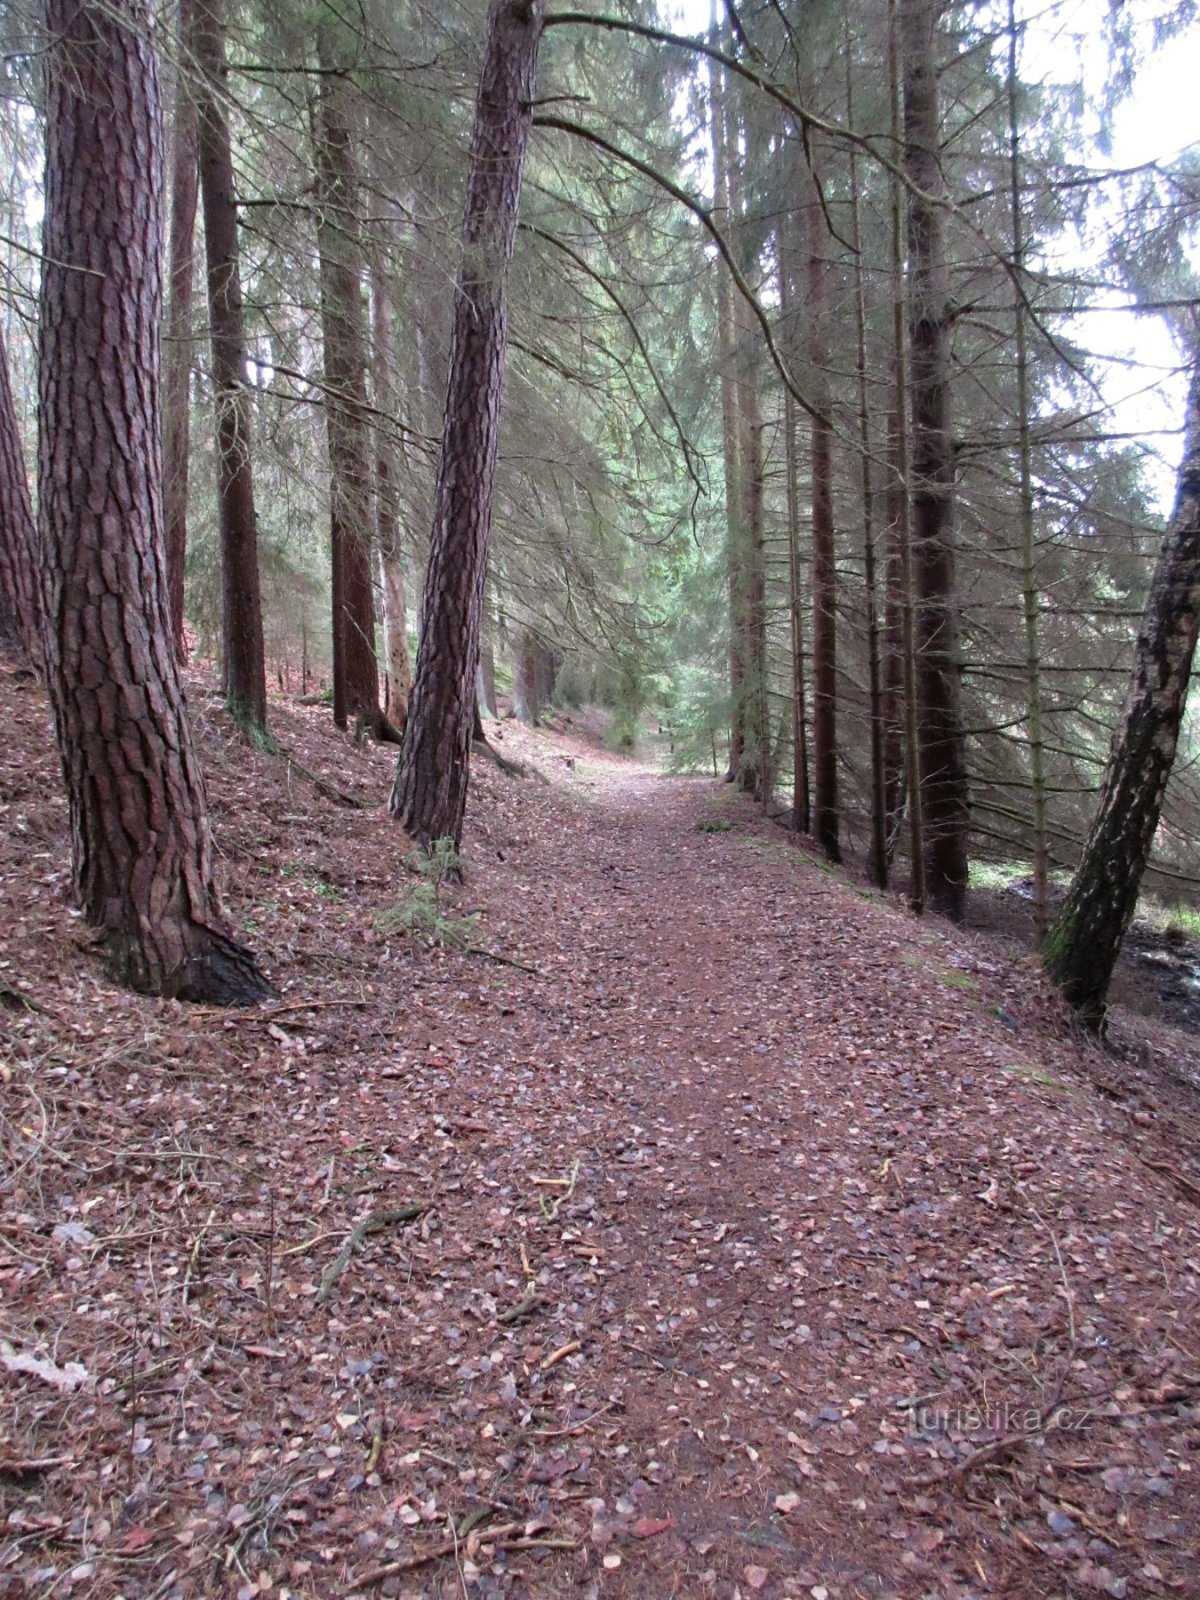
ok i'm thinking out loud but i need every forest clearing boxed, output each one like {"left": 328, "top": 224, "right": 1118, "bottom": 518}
{"left": 2, "top": 670, "right": 1198, "bottom": 1600}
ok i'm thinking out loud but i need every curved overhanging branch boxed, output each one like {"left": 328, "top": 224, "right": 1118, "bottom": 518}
{"left": 533, "top": 112, "right": 830, "bottom": 431}
{"left": 521, "top": 220, "right": 708, "bottom": 499}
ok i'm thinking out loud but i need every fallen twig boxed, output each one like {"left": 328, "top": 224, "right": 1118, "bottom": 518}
{"left": 463, "top": 944, "right": 540, "bottom": 975}
{"left": 316, "top": 1204, "right": 429, "bottom": 1305}
{"left": 497, "top": 1290, "right": 543, "bottom": 1325}
{"left": 274, "top": 742, "right": 376, "bottom": 809}
{"left": 1137, "top": 1152, "right": 1200, "bottom": 1207}
{"left": 357, "top": 1519, "right": 523, "bottom": 1586}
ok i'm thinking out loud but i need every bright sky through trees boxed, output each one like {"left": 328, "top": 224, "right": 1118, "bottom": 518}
{"left": 669, "top": 0, "right": 1200, "bottom": 513}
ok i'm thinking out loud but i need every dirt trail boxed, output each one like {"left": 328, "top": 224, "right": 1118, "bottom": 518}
{"left": 2, "top": 693, "right": 1199, "bottom": 1600}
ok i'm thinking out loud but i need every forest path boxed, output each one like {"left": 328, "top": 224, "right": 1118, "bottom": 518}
{"left": 3, "top": 691, "right": 1199, "bottom": 1600}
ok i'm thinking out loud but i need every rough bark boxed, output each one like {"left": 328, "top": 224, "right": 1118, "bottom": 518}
{"left": 0, "top": 330, "right": 39, "bottom": 666}
{"left": 39, "top": 0, "right": 271, "bottom": 1005}
{"left": 888, "top": 0, "right": 924, "bottom": 910}
{"left": 805, "top": 178, "right": 840, "bottom": 862}
{"left": 163, "top": 0, "right": 199, "bottom": 664}
{"left": 311, "top": 24, "right": 381, "bottom": 735}
{"left": 902, "top": 0, "right": 967, "bottom": 919}
{"left": 190, "top": 0, "right": 267, "bottom": 731}
{"left": 1042, "top": 350, "right": 1200, "bottom": 1027}
{"left": 845, "top": 38, "right": 887, "bottom": 890}
{"left": 389, "top": 0, "right": 544, "bottom": 851}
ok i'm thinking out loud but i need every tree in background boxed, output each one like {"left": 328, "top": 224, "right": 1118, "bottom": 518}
{"left": 38, "top": 0, "right": 270, "bottom": 1004}
{"left": 190, "top": 0, "right": 268, "bottom": 732}
{"left": 0, "top": 330, "right": 39, "bottom": 666}
{"left": 163, "top": 0, "right": 199, "bottom": 663}
{"left": 311, "top": 12, "right": 388, "bottom": 739}
{"left": 1043, "top": 342, "right": 1200, "bottom": 1026}
{"left": 391, "top": 0, "right": 545, "bottom": 851}
{"left": 901, "top": 0, "right": 968, "bottom": 920}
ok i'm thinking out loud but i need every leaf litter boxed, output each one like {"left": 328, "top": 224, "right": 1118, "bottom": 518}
{"left": 0, "top": 667, "right": 1198, "bottom": 1598}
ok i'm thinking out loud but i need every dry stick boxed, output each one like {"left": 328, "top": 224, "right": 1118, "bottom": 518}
{"left": 357, "top": 1520, "right": 524, "bottom": 1587}
{"left": 188, "top": 998, "right": 372, "bottom": 1021}
{"left": 274, "top": 741, "right": 376, "bottom": 809}
{"left": 1137, "top": 1153, "right": 1200, "bottom": 1208}
{"left": 316, "top": 1204, "right": 429, "bottom": 1305}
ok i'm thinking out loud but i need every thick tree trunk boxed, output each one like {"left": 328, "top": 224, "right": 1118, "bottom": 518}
{"left": 806, "top": 180, "right": 840, "bottom": 862}
{"left": 390, "top": 0, "right": 544, "bottom": 850}
{"left": 1043, "top": 351, "right": 1200, "bottom": 1027}
{"left": 163, "top": 0, "right": 199, "bottom": 664}
{"left": 902, "top": 0, "right": 968, "bottom": 919}
{"left": 39, "top": 0, "right": 270, "bottom": 1005}
{"left": 371, "top": 245, "right": 412, "bottom": 728}
{"left": 0, "top": 330, "right": 39, "bottom": 666}
{"left": 190, "top": 0, "right": 267, "bottom": 731}
{"left": 312, "top": 24, "right": 381, "bottom": 735}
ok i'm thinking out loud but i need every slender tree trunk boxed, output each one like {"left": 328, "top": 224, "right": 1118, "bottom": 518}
{"left": 805, "top": 177, "right": 840, "bottom": 862}
{"left": 39, "top": 0, "right": 270, "bottom": 1004}
{"left": 390, "top": 0, "right": 544, "bottom": 851}
{"left": 889, "top": 0, "right": 924, "bottom": 910}
{"left": 1042, "top": 348, "right": 1200, "bottom": 1027}
{"left": 902, "top": 0, "right": 968, "bottom": 919}
{"left": 163, "top": 0, "right": 199, "bottom": 664}
{"left": 846, "top": 40, "right": 888, "bottom": 889}
{"left": 1007, "top": 0, "right": 1048, "bottom": 937}
{"left": 736, "top": 329, "right": 766, "bottom": 799}
{"left": 709, "top": 24, "right": 745, "bottom": 781}
{"left": 513, "top": 632, "right": 541, "bottom": 725}
{"left": 371, "top": 242, "right": 412, "bottom": 728}
{"left": 477, "top": 633, "right": 497, "bottom": 720}
{"left": 190, "top": 0, "right": 267, "bottom": 732}
{"left": 311, "top": 22, "right": 381, "bottom": 735}
{"left": 882, "top": 402, "right": 907, "bottom": 858}
{"left": 0, "top": 330, "right": 39, "bottom": 666}
{"left": 778, "top": 219, "right": 810, "bottom": 833}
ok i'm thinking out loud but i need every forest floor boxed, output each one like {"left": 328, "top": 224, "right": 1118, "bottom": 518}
{"left": 2, "top": 667, "right": 1200, "bottom": 1600}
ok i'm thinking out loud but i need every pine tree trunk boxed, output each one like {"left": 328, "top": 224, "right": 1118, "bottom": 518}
{"left": 1007, "top": 0, "right": 1048, "bottom": 937}
{"left": 806, "top": 180, "right": 840, "bottom": 863}
{"left": 371, "top": 245, "right": 412, "bottom": 728}
{"left": 312, "top": 23, "right": 380, "bottom": 735}
{"left": 777, "top": 220, "right": 810, "bottom": 833}
{"left": 1042, "top": 349, "right": 1200, "bottom": 1027}
{"left": 39, "top": 0, "right": 270, "bottom": 1005}
{"left": 389, "top": 0, "right": 544, "bottom": 851}
{"left": 163, "top": 0, "right": 199, "bottom": 664}
{"left": 190, "top": 0, "right": 267, "bottom": 732}
{"left": 513, "top": 632, "right": 541, "bottom": 725}
{"left": 708, "top": 31, "right": 745, "bottom": 781}
{"left": 888, "top": 0, "right": 924, "bottom": 910}
{"left": 882, "top": 402, "right": 907, "bottom": 858}
{"left": 736, "top": 330, "right": 766, "bottom": 799}
{"left": 0, "top": 330, "right": 39, "bottom": 667}
{"left": 845, "top": 40, "right": 888, "bottom": 889}
{"left": 902, "top": 0, "right": 968, "bottom": 919}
